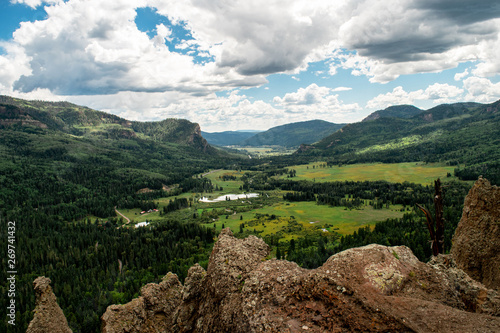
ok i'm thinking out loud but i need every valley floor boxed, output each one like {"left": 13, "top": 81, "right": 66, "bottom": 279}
{"left": 109, "top": 162, "right": 460, "bottom": 241}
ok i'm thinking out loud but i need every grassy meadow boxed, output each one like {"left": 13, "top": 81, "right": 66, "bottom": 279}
{"left": 215, "top": 200, "right": 405, "bottom": 239}
{"left": 111, "top": 162, "right": 458, "bottom": 236}
{"left": 202, "top": 169, "right": 246, "bottom": 193}
{"left": 281, "top": 162, "right": 457, "bottom": 185}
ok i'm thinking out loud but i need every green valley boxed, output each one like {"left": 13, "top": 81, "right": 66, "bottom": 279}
{"left": 0, "top": 96, "right": 498, "bottom": 332}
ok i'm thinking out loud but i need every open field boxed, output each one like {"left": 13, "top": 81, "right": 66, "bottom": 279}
{"left": 202, "top": 169, "right": 245, "bottom": 193}
{"left": 280, "top": 162, "right": 457, "bottom": 185}
{"left": 208, "top": 199, "right": 405, "bottom": 239}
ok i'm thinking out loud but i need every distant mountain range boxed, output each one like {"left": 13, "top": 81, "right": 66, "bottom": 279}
{"left": 204, "top": 119, "right": 345, "bottom": 147}
{"left": 239, "top": 120, "right": 346, "bottom": 147}
{"left": 201, "top": 130, "right": 261, "bottom": 146}
{"left": 2, "top": 95, "right": 498, "bottom": 190}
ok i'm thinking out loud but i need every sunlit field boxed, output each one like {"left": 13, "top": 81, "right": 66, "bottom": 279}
{"left": 279, "top": 162, "right": 457, "bottom": 185}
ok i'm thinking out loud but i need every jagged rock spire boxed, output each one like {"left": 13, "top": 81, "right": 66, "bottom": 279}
{"left": 26, "top": 277, "right": 72, "bottom": 333}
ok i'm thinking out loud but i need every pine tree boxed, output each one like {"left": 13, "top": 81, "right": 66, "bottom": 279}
{"left": 276, "top": 247, "right": 282, "bottom": 260}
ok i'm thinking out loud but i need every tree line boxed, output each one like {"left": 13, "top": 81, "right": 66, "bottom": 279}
{"left": 0, "top": 213, "right": 214, "bottom": 333}
{"left": 271, "top": 180, "right": 470, "bottom": 268}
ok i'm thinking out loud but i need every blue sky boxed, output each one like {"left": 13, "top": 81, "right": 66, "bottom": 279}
{"left": 1, "top": 0, "right": 500, "bottom": 131}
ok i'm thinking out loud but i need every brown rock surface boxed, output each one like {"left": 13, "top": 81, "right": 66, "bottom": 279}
{"left": 102, "top": 229, "right": 500, "bottom": 333}
{"left": 451, "top": 177, "right": 500, "bottom": 291}
{"left": 26, "top": 277, "right": 73, "bottom": 333}
{"left": 101, "top": 272, "right": 182, "bottom": 333}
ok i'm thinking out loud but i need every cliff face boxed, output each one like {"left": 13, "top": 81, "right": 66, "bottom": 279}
{"left": 28, "top": 177, "right": 500, "bottom": 332}
{"left": 131, "top": 119, "right": 214, "bottom": 153}
{"left": 188, "top": 124, "right": 212, "bottom": 153}
{"left": 451, "top": 177, "right": 500, "bottom": 292}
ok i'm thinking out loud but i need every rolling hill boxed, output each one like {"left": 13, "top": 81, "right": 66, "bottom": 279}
{"left": 297, "top": 101, "right": 500, "bottom": 184}
{"left": 238, "top": 119, "right": 346, "bottom": 147}
{"left": 362, "top": 104, "right": 423, "bottom": 122}
{"left": 0, "top": 96, "right": 214, "bottom": 152}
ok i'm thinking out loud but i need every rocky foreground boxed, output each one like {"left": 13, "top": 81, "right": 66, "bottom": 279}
{"left": 28, "top": 178, "right": 500, "bottom": 332}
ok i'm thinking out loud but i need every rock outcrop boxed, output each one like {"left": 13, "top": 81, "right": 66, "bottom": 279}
{"left": 451, "top": 177, "right": 500, "bottom": 291}
{"left": 188, "top": 124, "right": 212, "bottom": 153}
{"left": 101, "top": 272, "right": 183, "bottom": 333}
{"left": 26, "top": 277, "right": 72, "bottom": 333}
{"left": 101, "top": 228, "right": 500, "bottom": 332}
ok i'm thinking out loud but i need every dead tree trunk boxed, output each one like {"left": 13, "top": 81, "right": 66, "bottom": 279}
{"left": 416, "top": 179, "right": 444, "bottom": 256}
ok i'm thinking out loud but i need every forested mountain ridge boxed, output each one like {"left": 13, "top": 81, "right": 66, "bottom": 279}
{"left": 362, "top": 104, "right": 423, "bottom": 121}
{"left": 0, "top": 95, "right": 214, "bottom": 152}
{"left": 0, "top": 95, "right": 130, "bottom": 130}
{"left": 298, "top": 100, "right": 500, "bottom": 184}
{"left": 239, "top": 119, "right": 346, "bottom": 147}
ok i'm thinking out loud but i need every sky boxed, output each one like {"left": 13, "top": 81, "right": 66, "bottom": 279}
{"left": 1, "top": 0, "right": 500, "bottom": 132}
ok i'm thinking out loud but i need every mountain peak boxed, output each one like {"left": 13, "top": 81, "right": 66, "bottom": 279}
{"left": 239, "top": 119, "right": 346, "bottom": 147}
{"left": 362, "top": 105, "right": 422, "bottom": 122}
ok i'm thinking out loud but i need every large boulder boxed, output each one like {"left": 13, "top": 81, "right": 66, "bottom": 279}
{"left": 451, "top": 177, "right": 500, "bottom": 291}
{"left": 26, "top": 277, "right": 73, "bottom": 333}
{"left": 101, "top": 229, "right": 500, "bottom": 332}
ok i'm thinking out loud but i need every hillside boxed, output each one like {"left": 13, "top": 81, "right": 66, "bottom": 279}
{"left": 362, "top": 104, "right": 423, "bottom": 121}
{"left": 0, "top": 95, "right": 227, "bottom": 220}
{"left": 0, "top": 95, "right": 214, "bottom": 152}
{"left": 298, "top": 101, "right": 500, "bottom": 184}
{"left": 201, "top": 130, "right": 261, "bottom": 146}
{"left": 239, "top": 119, "right": 345, "bottom": 147}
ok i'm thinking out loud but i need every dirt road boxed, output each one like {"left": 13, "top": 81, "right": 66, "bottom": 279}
{"left": 114, "top": 207, "right": 131, "bottom": 224}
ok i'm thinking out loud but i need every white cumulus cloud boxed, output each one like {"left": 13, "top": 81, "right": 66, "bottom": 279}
{"left": 273, "top": 83, "right": 360, "bottom": 120}
{"left": 366, "top": 83, "right": 464, "bottom": 109}
{"left": 454, "top": 69, "right": 470, "bottom": 81}
{"left": 10, "top": 0, "right": 61, "bottom": 9}
{"left": 463, "top": 76, "right": 500, "bottom": 103}
{"left": 1, "top": 0, "right": 500, "bottom": 129}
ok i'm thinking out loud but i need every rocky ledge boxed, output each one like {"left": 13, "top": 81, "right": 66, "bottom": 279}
{"left": 98, "top": 231, "right": 499, "bottom": 332}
